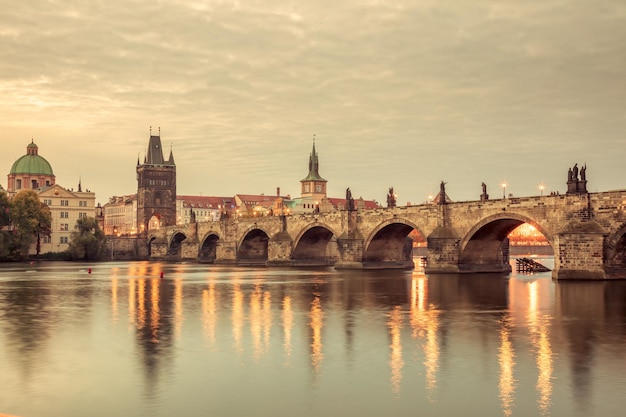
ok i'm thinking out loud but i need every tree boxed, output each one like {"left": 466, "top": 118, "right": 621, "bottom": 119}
{"left": 0, "top": 191, "right": 11, "bottom": 259}
{"left": 68, "top": 217, "right": 106, "bottom": 260}
{"left": 10, "top": 190, "right": 52, "bottom": 260}
{"left": 0, "top": 190, "right": 9, "bottom": 227}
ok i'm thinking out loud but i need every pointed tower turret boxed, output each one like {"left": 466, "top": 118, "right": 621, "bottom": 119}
{"left": 167, "top": 144, "right": 175, "bottom": 166}
{"left": 300, "top": 136, "right": 327, "bottom": 200}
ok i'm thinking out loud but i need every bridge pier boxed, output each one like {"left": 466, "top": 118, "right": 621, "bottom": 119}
{"left": 335, "top": 235, "right": 364, "bottom": 269}
{"left": 424, "top": 226, "right": 461, "bottom": 273}
{"left": 214, "top": 240, "right": 237, "bottom": 264}
{"left": 267, "top": 232, "right": 293, "bottom": 266}
{"left": 553, "top": 220, "right": 608, "bottom": 280}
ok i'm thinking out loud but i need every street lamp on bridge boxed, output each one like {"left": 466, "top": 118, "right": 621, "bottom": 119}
{"left": 501, "top": 182, "right": 507, "bottom": 199}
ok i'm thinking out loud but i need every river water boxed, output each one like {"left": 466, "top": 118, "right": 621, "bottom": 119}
{"left": 1, "top": 258, "right": 625, "bottom": 417}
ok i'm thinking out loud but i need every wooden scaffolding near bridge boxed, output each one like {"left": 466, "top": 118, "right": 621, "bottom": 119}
{"left": 515, "top": 257, "right": 551, "bottom": 273}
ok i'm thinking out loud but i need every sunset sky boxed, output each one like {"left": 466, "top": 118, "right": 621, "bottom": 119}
{"left": 1, "top": 0, "right": 625, "bottom": 205}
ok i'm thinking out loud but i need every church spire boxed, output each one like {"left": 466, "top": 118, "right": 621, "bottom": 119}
{"left": 301, "top": 135, "right": 326, "bottom": 182}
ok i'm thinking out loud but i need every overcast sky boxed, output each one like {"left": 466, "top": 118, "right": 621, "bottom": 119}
{"left": 1, "top": 0, "right": 625, "bottom": 205}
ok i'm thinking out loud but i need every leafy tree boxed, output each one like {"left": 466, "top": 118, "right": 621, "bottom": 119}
{"left": 0, "top": 191, "right": 11, "bottom": 259}
{"left": 68, "top": 217, "right": 106, "bottom": 260}
{"left": 0, "top": 190, "right": 9, "bottom": 227}
{"left": 10, "top": 190, "right": 52, "bottom": 259}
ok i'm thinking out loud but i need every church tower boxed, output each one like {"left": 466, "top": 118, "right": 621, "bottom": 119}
{"left": 300, "top": 138, "right": 327, "bottom": 201}
{"left": 136, "top": 129, "right": 176, "bottom": 232}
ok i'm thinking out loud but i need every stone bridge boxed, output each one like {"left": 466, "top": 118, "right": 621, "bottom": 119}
{"left": 148, "top": 190, "right": 626, "bottom": 280}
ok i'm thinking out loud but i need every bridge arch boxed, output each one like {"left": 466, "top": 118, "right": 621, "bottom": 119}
{"left": 199, "top": 231, "right": 221, "bottom": 263}
{"left": 237, "top": 226, "right": 270, "bottom": 265}
{"left": 363, "top": 218, "right": 425, "bottom": 267}
{"left": 292, "top": 222, "right": 339, "bottom": 265}
{"left": 604, "top": 222, "right": 626, "bottom": 272}
{"left": 460, "top": 213, "right": 553, "bottom": 271}
{"left": 169, "top": 231, "right": 187, "bottom": 259}
{"left": 147, "top": 234, "right": 158, "bottom": 257}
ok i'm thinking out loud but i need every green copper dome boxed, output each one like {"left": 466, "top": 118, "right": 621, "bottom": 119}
{"left": 9, "top": 141, "right": 55, "bottom": 176}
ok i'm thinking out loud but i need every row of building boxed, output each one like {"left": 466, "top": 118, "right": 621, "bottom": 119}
{"left": 3, "top": 134, "right": 380, "bottom": 253}
{"left": 103, "top": 135, "right": 379, "bottom": 236}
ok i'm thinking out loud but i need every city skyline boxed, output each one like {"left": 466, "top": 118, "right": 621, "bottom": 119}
{"left": 2, "top": 1, "right": 626, "bottom": 205}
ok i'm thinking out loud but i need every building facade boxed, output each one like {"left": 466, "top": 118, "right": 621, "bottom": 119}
{"left": 38, "top": 184, "right": 96, "bottom": 253}
{"left": 103, "top": 194, "right": 137, "bottom": 235}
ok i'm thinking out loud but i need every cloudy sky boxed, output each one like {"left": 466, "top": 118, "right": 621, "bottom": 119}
{"left": 1, "top": 0, "right": 625, "bottom": 205}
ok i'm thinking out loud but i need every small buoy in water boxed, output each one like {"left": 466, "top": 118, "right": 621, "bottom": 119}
{"left": 88, "top": 268, "right": 92, "bottom": 274}
{"left": 160, "top": 271, "right": 164, "bottom": 279}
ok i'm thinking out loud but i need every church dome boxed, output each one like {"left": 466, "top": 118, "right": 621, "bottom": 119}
{"left": 9, "top": 141, "right": 54, "bottom": 176}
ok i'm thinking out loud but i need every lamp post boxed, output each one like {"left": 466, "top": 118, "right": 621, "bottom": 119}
{"left": 501, "top": 182, "right": 507, "bottom": 199}
{"left": 539, "top": 184, "right": 545, "bottom": 196}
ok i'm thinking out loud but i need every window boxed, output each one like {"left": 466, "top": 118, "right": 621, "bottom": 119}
{"left": 79, "top": 201, "right": 87, "bottom": 207}
{"left": 61, "top": 200, "right": 69, "bottom": 206}
{"left": 60, "top": 224, "right": 69, "bottom": 231}
{"left": 316, "top": 184, "right": 322, "bottom": 192}
{"left": 79, "top": 212, "right": 87, "bottom": 219}
{"left": 60, "top": 237, "right": 68, "bottom": 244}
{"left": 43, "top": 236, "right": 51, "bottom": 244}
{"left": 60, "top": 212, "right": 69, "bottom": 218}
{"left": 43, "top": 199, "right": 52, "bottom": 205}
{"left": 16, "top": 179, "right": 21, "bottom": 189}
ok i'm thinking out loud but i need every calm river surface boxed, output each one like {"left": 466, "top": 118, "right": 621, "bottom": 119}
{"left": 1, "top": 258, "right": 625, "bottom": 417}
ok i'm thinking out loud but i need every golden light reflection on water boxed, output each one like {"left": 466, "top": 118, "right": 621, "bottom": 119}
{"left": 128, "top": 277, "right": 136, "bottom": 328}
{"left": 387, "top": 306, "right": 404, "bottom": 394}
{"left": 111, "top": 274, "right": 118, "bottom": 324}
{"left": 410, "top": 275, "right": 440, "bottom": 398}
{"left": 250, "top": 285, "right": 263, "bottom": 358}
{"left": 202, "top": 282, "right": 217, "bottom": 347}
{"left": 282, "top": 296, "right": 293, "bottom": 363}
{"left": 232, "top": 282, "right": 244, "bottom": 352}
{"left": 263, "top": 290, "right": 272, "bottom": 353}
{"left": 526, "top": 281, "right": 554, "bottom": 415}
{"left": 150, "top": 278, "right": 160, "bottom": 343}
{"left": 173, "top": 277, "right": 183, "bottom": 341}
{"left": 498, "top": 316, "right": 516, "bottom": 417}
{"left": 510, "top": 277, "right": 555, "bottom": 416}
{"left": 309, "top": 295, "right": 324, "bottom": 374}
{"left": 102, "top": 263, "right": 563, "bottom": 413}
{"left": 136, "top": 278, "right": 146, "bottom": 330}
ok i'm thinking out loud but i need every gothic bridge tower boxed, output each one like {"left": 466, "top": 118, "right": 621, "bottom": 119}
{"left": 137, "top": 130, "right": 176, "bottom": 232}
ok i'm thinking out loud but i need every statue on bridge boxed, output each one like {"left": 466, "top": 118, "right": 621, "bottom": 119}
{"left": 346, "top": 187, "right": 355, "bottom": 211}
{"left": 567, "top": 163, "right": 588, "bottom": 195}
{"left": 439, "top": 181, "right": 447, "bottom": 205}
{"left": 387, "top": 187, "right": 396, "bottom": 208}
{"left": 480, "top": 182, "right": 489, "bottom": 201}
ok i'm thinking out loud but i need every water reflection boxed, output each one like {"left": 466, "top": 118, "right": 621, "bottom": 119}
{"left": 387, "top": 305, "right": 403, "bottom": 394}
{"left": 309, "top": 294, "right": 324, "bottom": 375}
{"left": 409, "top": 275, "right": 440, "bottom": 399}
{"left": 1, "top": 261, "right": 625, "bottom": 417}
{"left": 282, "top": 296, "right": 293, "bottom": 362}
{"left": 202, "top": 282, "right": 217, "bottom": 347}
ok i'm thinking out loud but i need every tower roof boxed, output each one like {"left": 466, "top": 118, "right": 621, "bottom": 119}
{"left": 301, "top": 138, "right": 326, "bottom": 182}
{"left": 9, "top": 140, "right": 55, "bottom": 176}
{"left": 143, "top": 134, "right": 175, "bottom": 166}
